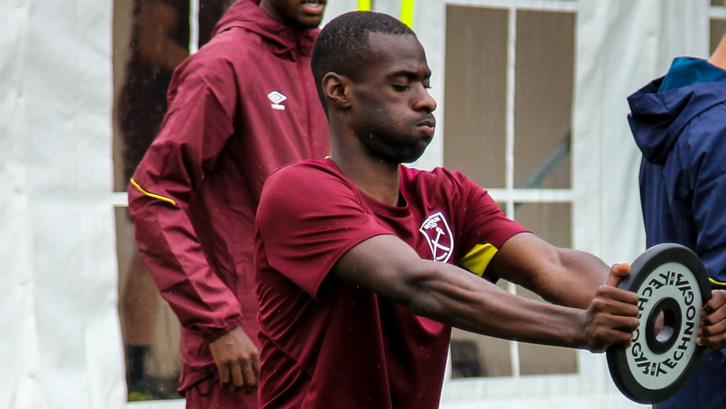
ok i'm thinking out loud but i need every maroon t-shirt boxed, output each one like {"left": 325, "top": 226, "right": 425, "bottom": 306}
{"left": 254, "top": 159, "right": 527, "bottom": 409}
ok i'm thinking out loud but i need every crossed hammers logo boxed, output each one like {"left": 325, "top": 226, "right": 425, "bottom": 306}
{"left": 419, "top": 212, "right": 453, "bottom": 263}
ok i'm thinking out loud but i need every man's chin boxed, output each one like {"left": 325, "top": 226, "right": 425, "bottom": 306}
{"left": 397, "top": 148, "right": 428, "bottom": 164}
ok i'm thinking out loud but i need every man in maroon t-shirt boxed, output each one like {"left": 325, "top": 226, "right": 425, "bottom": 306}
{"left": 254, "top": 11, "right": 726, "bottom": 409}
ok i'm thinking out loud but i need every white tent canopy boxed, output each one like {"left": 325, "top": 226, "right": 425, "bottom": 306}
{"left": 0, "top": 1, "right": 714, "bottom": 408}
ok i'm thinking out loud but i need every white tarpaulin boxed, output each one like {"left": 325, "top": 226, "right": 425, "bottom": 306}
{"left": 0, "top": 0, "right": 714, "bottom": 408}
{"left": 0, "top": 1, "right": 125, "bottom": 408}
{"left": 573, "top": 0, "right": 708, "bottom": 265}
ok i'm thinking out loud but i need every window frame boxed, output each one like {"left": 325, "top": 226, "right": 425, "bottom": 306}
{"left": 442, "top": 0, "right": 577, "bottom": 383}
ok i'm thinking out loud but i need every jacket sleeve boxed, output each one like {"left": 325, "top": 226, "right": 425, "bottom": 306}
{"left": 687, "top": 105, "right": 726, "bottom": 286}
{"left": 127, "top": 61, "right": 244, "bottom": 342}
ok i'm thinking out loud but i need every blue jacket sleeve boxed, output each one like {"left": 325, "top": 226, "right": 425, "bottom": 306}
{"left": 686, "top": 103, "right": 726, "bottom": 285}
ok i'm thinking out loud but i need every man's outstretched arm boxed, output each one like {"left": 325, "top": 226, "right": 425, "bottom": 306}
{"left": 332, "top": 233, "right": 640, "bottom": 352}
{"left": 485, "top": 233, "right": 611, "bottom": 309}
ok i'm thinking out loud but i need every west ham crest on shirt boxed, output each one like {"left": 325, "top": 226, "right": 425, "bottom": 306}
{"left": 419, "top": 211, "right": 454, "bottom": 263}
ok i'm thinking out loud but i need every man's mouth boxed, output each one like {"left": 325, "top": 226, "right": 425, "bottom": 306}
{"left": 302, "top": 0, "right": 325, "bottom": 13}
{"left": 417, "top": 117, "right": 436, "bottom": 128}
{"left": 417, "top": 118, "right": 436, "bottom": 137}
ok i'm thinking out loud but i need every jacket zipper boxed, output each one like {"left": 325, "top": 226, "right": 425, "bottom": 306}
{"left": 295, "top": 39, "right": 315, "bottom": 156}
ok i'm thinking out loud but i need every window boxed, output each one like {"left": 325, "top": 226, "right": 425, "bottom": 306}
{"left": 444, "top": 2, "right": 577, "bottom": 379}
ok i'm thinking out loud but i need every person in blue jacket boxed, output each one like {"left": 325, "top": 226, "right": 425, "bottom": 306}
{"left": 629, "top": 28, "right": 726, "bottom": 408}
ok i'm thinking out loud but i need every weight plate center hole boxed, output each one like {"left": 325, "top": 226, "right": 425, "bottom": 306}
{"left": 646, "top": 297, "right": 682, "bottom": 354}
{"left": 656, "top": 310, "right": 675, "bottom": 342}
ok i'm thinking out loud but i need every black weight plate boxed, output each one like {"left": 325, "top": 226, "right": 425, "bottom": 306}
{"left": 606, "top": 243, "right": 711, "bottom": 404}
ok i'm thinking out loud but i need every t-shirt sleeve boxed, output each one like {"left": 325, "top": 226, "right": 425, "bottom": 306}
{"left": 256, "top": 163, "right": 392, "bottom": 299}
{"left": 450, "top": 171, "right": 529, "bottom": 278}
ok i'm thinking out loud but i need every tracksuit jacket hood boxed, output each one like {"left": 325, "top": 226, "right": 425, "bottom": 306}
{"left": 629, "top": 58, "right": 726, "bottom": 165}
{"left": 628, "top": 57, "right": 726, "bottom": 284}
{"left": 212, "top": 0, "right": 317, "bottom": 59}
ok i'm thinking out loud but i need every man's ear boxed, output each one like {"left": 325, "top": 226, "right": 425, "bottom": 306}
{"left": 322, "top": 73, "right": 351, "bottom": 110}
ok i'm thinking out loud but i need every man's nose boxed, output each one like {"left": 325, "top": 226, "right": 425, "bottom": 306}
{"left": 414, "top": 85, "right": 437, "bottom": 112}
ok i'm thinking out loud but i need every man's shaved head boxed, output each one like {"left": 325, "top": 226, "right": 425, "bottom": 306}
{"left": 311, "top": 11, "right": 415, "bottom": 106}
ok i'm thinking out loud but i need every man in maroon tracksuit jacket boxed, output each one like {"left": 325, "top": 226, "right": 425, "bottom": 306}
{"left": 127, "top": 0, "right": 329, "bottom": 407}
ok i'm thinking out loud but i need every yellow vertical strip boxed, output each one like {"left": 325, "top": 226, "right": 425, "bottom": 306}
{"left": 400, "top": 0, "right": 414, "bottom": 28}
{"left": 358, "top": 0, "right": 371, "bottom": 11}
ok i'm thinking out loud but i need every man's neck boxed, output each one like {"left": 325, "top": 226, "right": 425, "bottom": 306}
{"left": 330, "top": 143, "right": 401, "bottom": 207}
{"left": 708, "top": 35, "right": 726, "bottom": 71}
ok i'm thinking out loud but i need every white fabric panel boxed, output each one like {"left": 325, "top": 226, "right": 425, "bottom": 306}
{"left": 573, "top": 0, "right": 708, "bottom": 265}
{"left": 0, "top": 2, "right": 46, "bottom": 408}
{"left": 0, "top": 1, "right": 125, "bottom": 408}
